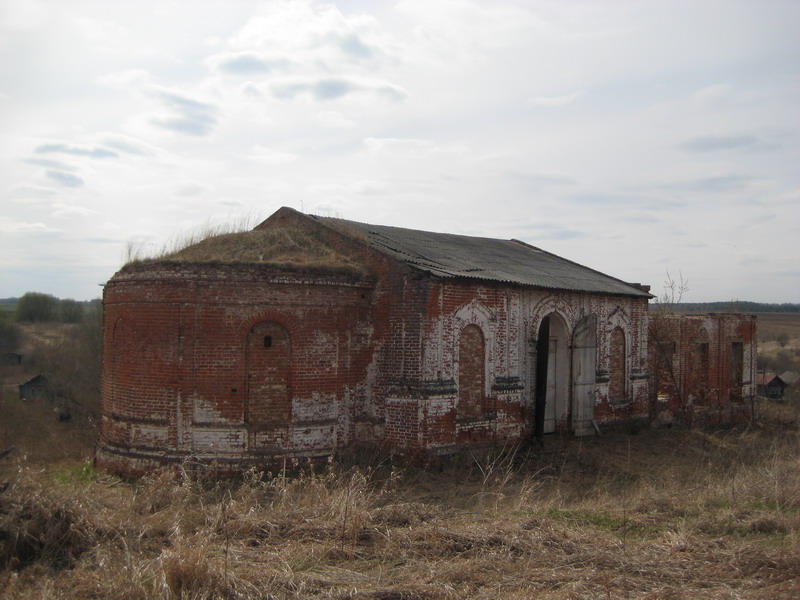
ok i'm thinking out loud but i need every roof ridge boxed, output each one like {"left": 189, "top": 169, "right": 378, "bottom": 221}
{"left": 266, "top": 208, "right": 651, "bottom": 298}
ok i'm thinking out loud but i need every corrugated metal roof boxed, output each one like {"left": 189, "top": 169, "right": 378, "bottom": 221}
{"left": 319, "top": 217, "right": 650, "bottom": 298}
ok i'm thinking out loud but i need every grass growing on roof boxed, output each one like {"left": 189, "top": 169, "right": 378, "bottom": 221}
{"left": 124, "top": 226, "right": 367, "bottom": 274}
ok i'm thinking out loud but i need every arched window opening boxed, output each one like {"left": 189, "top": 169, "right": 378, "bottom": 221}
{"left": 458, "top": 324, "right": 485, "bottom": 418}
{"left": 730, "top": 341, "right": 744, "bottom": 402}
{"left": 609, "top": 326, "right": 627, "bottom": 403}
{"left": 691, "top": 330, "right": 710, "bottom": 404}
{"left": 246, "top": 321, "right": 291, "bottom": 429}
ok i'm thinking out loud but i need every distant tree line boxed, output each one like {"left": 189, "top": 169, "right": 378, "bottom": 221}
{"left": 0, "top": 292, "right": 98, "bottom": 357}
{"left": 673, "top": 301, "right": 800, "bottom": 314}
{"left": 3, "top": 292, "right": 95, "bottom": 323}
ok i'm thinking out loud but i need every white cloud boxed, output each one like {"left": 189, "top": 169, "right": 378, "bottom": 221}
{"left": 269, "top": 77, "right": 407, "bottom": 103}
{"left": 45, "top": 170, "right": 84, "bottom": 188}
{"left": 363, "top": 138, "right": 467, "bottom": 157}
{"left": 0, "top": 218, "right": 59, "bottom": 234}
{"left": 679, "top": 134, "right": 769, "bottom": 153}
{"left": 100, "top": 133, "right": 164, "bottom": 158}
{"left": 363, "top": 137, "right": 436, "bottom": 155}
{"left": 8, "top": 183, "right": 57, "bottom": 200}
{"left": 96, "top": 69, "right": 151, "bottom": 89}
{"left": 317, "top": 110, "right": 355, "bottom": 128}
{"left": 0, "top": 0, "right": 49, "bottom": 32}
{"left": 174, "top": 181, "right": 209, "bottom": 197}
{"left": 149, "top": 89, "right": 219, "bottom": 136}
{"left": 396, "top": 0, "right": 542, "bottom": 51}
{"left": 35, "top": 142, "right": 117, "bottom": 158}
{"left": 73, "top": 16, "right": 128, "bottom": 46}
{"left": 246, "top": 145, "right": 298, "bottom": 164}
{"left": 527, "top": 91, "right": 583, "bottom": 107}
{"left": 51, "top": 203, "right": 98, "bottom": 218}
{"left": 688, "top": 84, "right": 734, "bottom": 108}
{"left": 207, "top": 52, "right": 291, "bottom": 76}
{"left": 226, "top": 1, "right": 397, "bottom": 68}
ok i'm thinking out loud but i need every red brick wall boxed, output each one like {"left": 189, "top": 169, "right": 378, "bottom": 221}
{"left": 97, "top": 263, "right": 377, "bottom": 476}
{"left": 647, "top": 313, "right": 756, "bottom": 426}
{"left": 412, "top": 280, "right": 652, "bottom": 449}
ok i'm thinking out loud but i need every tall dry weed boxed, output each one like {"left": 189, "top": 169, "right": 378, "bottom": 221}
{"left": 0, "top": 470, "right": 102, "bottom": 570}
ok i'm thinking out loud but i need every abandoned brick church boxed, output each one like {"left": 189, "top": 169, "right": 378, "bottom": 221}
{"left": 96, "top": 207, "right": 756, "bottom": 476}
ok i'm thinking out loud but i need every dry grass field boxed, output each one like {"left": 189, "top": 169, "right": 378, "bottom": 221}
{"left": 755, "top": 313, "right": 800, "bottom": 376}
{"left": 1, "top": 393, "right": 799, "bottom": 599}
{"left": 756, "top": 313, "right": 800, "bottom": 345}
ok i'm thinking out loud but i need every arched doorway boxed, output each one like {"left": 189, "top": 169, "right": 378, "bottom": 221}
{"left": 572, "top": 314, "right": 597, "bottom": 435}
{"left": 246, "top": 321, "right": 291, "bottom": 451}
{"left": 534, "top": 313, "right": 569, "bottom": 437}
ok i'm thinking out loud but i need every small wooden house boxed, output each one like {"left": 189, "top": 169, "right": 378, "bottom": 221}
{"left": 756, "top": 373, "right": 787, "bottom": 399}
{"left": 19, "top": 374, "right": 49, "bottom": 400}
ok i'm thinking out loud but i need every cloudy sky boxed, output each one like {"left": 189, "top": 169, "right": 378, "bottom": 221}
{"left": 1, "top": 0, "right": 798, "bottom": 303}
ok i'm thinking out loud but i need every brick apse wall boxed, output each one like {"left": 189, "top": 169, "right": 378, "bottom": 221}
{"left": 97, "top": 263, "right": 377, "bottom": 476}
{"left": 97, "top": 214, "right": 757, "bottom": 477}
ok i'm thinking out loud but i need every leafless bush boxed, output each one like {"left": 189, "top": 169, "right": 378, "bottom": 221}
{"left": 0, "top": 472, "right": 101, "bottom": 570}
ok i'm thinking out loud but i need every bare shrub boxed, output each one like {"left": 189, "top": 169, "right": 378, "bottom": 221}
{"left": 0, "top": 472, "right": 100, "bottom": 570}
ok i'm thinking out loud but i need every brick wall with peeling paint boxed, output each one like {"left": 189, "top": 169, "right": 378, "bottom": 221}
{"left": 383, "top": 281, "right": 653, "bottom": 454}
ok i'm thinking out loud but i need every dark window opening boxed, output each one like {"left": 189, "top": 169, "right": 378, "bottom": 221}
{"left": 658, "top": 340, "right": 676, "bottom": 359}
{"left": 654, "top": 340, "right": 676, "bottom": 402}
{"left": 534, "top": 315, "right": 551, "bottom": 438}
{"left": 609, "top": 327, "right": 626, "bottom": 403}
{"left": 692, "top": 342, "right": 709, "bottom": 403}
{"left": 263, "top": 336, "right": 272, "bottom": 348}
{"left": 730, "top": 341, "right": 744, "bottom": 401}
